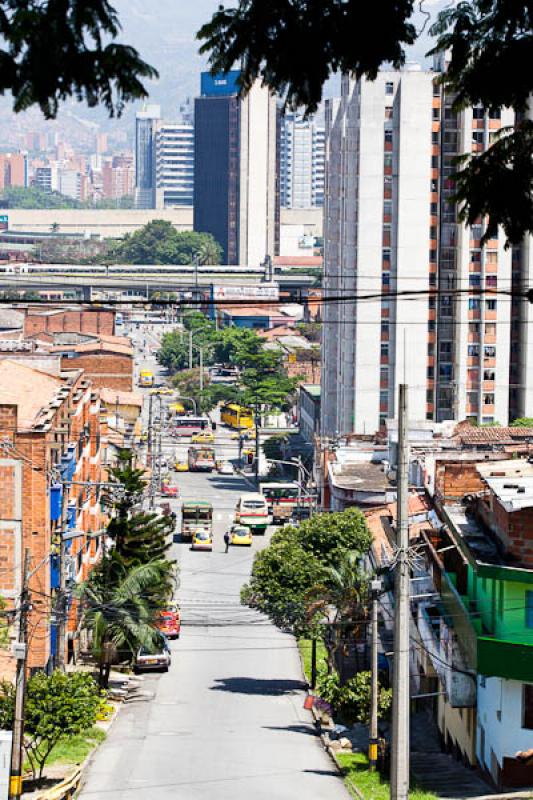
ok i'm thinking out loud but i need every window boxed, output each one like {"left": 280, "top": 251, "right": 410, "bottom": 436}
{"left": 472, "top": 131, "right": 484, "bottom": 145}
{"left": 439, "top": 364, "right": 452, "bottom": 379}
{"left": 383, "top": 200, "right": 392, "bottom": 217}
{"left": 483, "top": 370, "right": 495, "bottom": 381}
{"left": 484, "top": 345, "right": 496, "bottom": 358}
{"left": 486, "top": 251, "right": 498, "bottom": 264}
{"left": 432, "top": 107, "right": 440, "bottom": 120}
{"left": 430, "top": 225, "right": 437, "bottom": 239}
{"left": 430, "top": 202, "right": 438, "bottom": 215}
{"left": 487, "top": 299, "right": 497, "bottom": 311}
{"left": 484, "top": 393, "right": 495, "bottom": 405}
{"left": 470, "top": 250, "right": 481, "bottom": 262}
{"left": 385, "top": 107, "right": 393, "bottom": 120}
{"left": 432, "top": 81, "right": 440, "bottom": 97}
{"left": 384, "top": 130, "right": 393, "bottom": 144}
{"left": 429, "top": 249, "right": 437, "bottom": 262}
{"left": 440, "top": 341, "right": 452, "bottom": 356}
{"left": 432, "top": 132, "right": 439, "bottom": 144}
{"left": 469, "top": 274, "right": 481, "bottom": 287}
{"left": 486, "top": 275, "right": 497, "bottom": 288}
{"left": 473, "top": 106, "right": 484, "bottom": 119}
{"left": 469, "top": 298, "right": 481, "bottom": 310}
{"left": 471, "top": 224, "right": 483, "bottom": 240}
{"left": 526, "top": 591, "right": 533, "bottom": 628}
{"left": 382, "top": 272, "right": 391, "bottom": 285}
{"left": 384, "top": 153, "right": 393, "bottom": 168}
{"left": 469, "top": 322, "right": 480, "bottom": 333}
{"left": 428, "top": 343, "right": 435, "bottom": 356}
{"left": 381, "top": 343, "right": 389, "bottom": 357}
{"left": 382, "top": 248, "right": 391, "bottom": 264}
{"left": 427, "top": 366, "right": 434, "bottom": 378}
{"left": 381, "top": 322, "right": 389, "bottom": 335}
{"left": 385, "top": 81, "right": 394, "bottom": 95}
{"left": 431, "top": 156, "right": 439, "bottom": 168}
{"left": 489, "top": 109, "right": 501, "bottom": 120}
{"left": 523, "top": 684, "right": 533, "bottom": 730}
{"left": 468, "top": 345, "right": 480, "bottom": 357}
{"left": 380, "top": 390, "right": 389, "bottom": 406}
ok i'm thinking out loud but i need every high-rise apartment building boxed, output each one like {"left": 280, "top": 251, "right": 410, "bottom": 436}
{"left": 102, "top": 154, "right": 134, "bottom": 200}
{"left": 0, "top": 152, "right": 27, "bottom": 190}
{"left": 194, "top": 71, "right": 279, "bottom": 265}
{"left": 321, "top": 62, "right": 530, "bottom": 437}
{"left": 154, "top": 123, "right": 194, "bottom": 208}
{"left": 280, "top": 112, "right": 325, "bottom": 208}
{"left": 134, "top": 104, "right": 160, "bottom": 209}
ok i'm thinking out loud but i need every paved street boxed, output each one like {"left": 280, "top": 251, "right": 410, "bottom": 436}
{"left": 79, "top": 323, "right": 349, "bottom": 800}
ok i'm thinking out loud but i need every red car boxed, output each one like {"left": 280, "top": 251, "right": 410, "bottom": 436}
{"left": 161, "top": 483, "right": 178, "bottom": 498}
{"left": 156, "top": 609, "right": 180, "bottom": 639}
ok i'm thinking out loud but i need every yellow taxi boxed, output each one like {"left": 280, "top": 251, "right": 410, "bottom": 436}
{"left": 229, "top": 524, "right": 253, "bottom": 547}
{"left": 191, "top": 530, "right": 213, "bottom": 551}
{"left": 174, "top": 461, "right": 189, "bottom": 472}
{"left": 140, "top": 430, "right": 148, "bottom": 443}
{"left": 191, "top": 431, "right": 215, "bottom": 444}
{"left": 230, "top": 429, "right": 256, "bottom": 440}
{"left": 150, "top": 387, "right": 173, "bottom": 395}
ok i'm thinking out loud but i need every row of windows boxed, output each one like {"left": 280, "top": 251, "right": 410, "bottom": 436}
{"left": 468, "top": 345, "right": 497, "bottom": 357}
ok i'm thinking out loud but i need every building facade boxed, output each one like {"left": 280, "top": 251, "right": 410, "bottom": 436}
{"left": 134, "top": 104, "right": 160, "bottom": 209}
{"left": 154, "top": 123, "right": 194, "bottom": 208}
{"left": 194, "top": 71, "right": 279, "bottom": 265}
{"left": 321, "top": 62, "right": 532, "bottom": 437}
{"left": 280, "top": 112, "right": 325, "bottom": 208}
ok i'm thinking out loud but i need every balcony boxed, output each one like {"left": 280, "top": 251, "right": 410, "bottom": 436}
{"left": 477, "top": 637, "right": 533, "bottom": 682}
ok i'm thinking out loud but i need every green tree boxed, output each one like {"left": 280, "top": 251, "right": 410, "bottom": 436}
{"left": 290, "top": 508, "right": 372, "bottom": 567}
{"left": 23, "top": 671, "right": 100, "bottom": 781}
{"left": 0, "top": 680, "right": 14, "bottom": 730}
{"left": 112, "top": 222, "right": 222, "bottom": 265}
{"left": 0, "top": 595, "right": 10, "bottom": 649}
{"left": 307, "top": 550, "right": 369, "bottom": 673}
{"left": 0, "top": 0, "right": 156, "bottom": 119}
{"left": 241, "top": 535, "right": 326, "bottom": 634}
{"left": 315, "top": 670, "right": 392, "bottom": 726}
{"left": 0, "top": 187, "right": 81, "bottom": 209}
{"left": 198, "top": 0, "right": 533, "bottom": 245}
{"left": 511, "top": 417, "right": 533, "bottom": 427}
{"left": 78, "top": 557, "right": 168, "bottom": 688}
{"left": 105, "top": 451, "right": 175, "bottom": 602}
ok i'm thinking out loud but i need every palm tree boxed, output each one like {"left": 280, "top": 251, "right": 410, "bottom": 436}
{"left": 195, "top": 237, "right": 221, "bottom": 266}
{"left": 307, "top": 551, "right": 369, "bottom": 676}
{"left": 77, "top": 556, "right": 169, "bottom": 688}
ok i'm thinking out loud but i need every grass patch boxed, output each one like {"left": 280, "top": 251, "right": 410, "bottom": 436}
{"left": 47, "top": 727, "right": 106, "bottom": 767}
{"left": 337, "top": 753, "right": 438, "bottom": 800}
{"left": 298, "top": 638, "right": 328, "bottom": 683}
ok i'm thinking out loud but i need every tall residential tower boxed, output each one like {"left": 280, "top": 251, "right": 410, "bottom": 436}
{"left": 321, "top": 63, "right": 531, "bottom": 436}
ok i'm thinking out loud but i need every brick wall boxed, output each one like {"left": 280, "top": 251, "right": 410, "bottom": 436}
{"left": 493, "top": 500, "right": 533, "bottom": 567}
{"left": 435, "top": 461, "right": 485, "bottom": 503}
{"left": 23, "top": 309, "right": 115, "bottom": 338}
{"left": 61, "top": 352, "right": 133, "bottom": 391}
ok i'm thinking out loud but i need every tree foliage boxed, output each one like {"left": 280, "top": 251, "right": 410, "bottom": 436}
{"left": 110, "top": 221, "right": 222, "bottom": 265}
{"left": 24, "top": 671, "right": 100, "bottom": 780}
{"left": 0, "top": 0, "right": 156, "bottom": 118}
{"left": 511, "top": 417, "right": 533, "bottom": 428}
{"left": 315, "top": 670, "right": 392, "bottom": 725}
{"left": 198, "top": 0, "right": 533, "bottom": 244}
{"left": 0, "top": 672, "right": 100, "bottom": 781}
{"left": 241, "top": 509, "right": 372, "bottom": 634}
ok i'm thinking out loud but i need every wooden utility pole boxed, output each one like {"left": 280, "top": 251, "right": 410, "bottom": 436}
{"left": 390, "top": 384, "right": 410, "bottom": 800}
{"left": 10, "top": 548, "right": 31, "bottom": 800}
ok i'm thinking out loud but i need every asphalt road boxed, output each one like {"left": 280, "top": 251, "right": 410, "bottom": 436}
{"left": 78, "top": 323, "right": 349, "bottom": 800}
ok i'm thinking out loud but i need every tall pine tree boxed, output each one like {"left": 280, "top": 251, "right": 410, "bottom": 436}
{"left": 104, "top": 450, "right": 176, "bottom": 606}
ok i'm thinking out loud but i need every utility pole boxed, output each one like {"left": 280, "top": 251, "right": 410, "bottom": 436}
{"left": 10, "top": 548, "right": 30, "bottom": 800}
{"left": 390, "top": 383, "right": 410, "bottom": 800}
{"left": 199, "top": 346, "right": 204, "bottom": 394}
{"left": 369, "top": 577, "right": 382, "bottom": 771}
{"left": 189, "top": 330, "right": 193, "bottom": 370}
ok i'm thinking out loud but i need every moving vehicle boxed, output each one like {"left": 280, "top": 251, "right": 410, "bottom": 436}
{"left": 172, "top": 416, "right": 210, "bottom": 437}
{"left": 174, "top": 461, "right": 189, "bottom": 472}
{"left": 156, "top": 609, "right": 180, "bottom": 639}
{"left": 150, "top": 387, "right": 173, "bottom": 396}
{"left": 139, "top": 369, "right": 154, "bottom": 388}
{"left": 218, "top": 461, "right": 234, "bottom": 475}
{"left": 161, "top": 482, "right": 179, "bottom": 498}
{"left": 134, "top": 634, "right": 171, "bottom": 673}
{"left": 229, "top": 524, "right": 253, "bottom": 546}
{"left": 191, "top": 431, "right": 215, "bottom": 444}
{"left": 181, "top": 501, "right": 213, "bottom": 541}
{"left": 235, "top": 493, "right": 270, "bottom": 534}
{"left": 259, "top": 482, "right": 308, "bottom": 524}
{"left": 169, "top": 401, "right": 186, "bottom": 414}
{"left": 220, "top": 403, "right": 254, "bottom": 430}
{"left": 230, "top": 428, "right": 256, "bottom": 441}
{"left": 188, "top": 446, "right": 216, "bottom": 472}
{"left": 191, "top": 530, "right": 213, "bottom": 551}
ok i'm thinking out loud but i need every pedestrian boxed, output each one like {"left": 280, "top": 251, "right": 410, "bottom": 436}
{"left": 223, "top": 531, "right": 230, "bottom": 553}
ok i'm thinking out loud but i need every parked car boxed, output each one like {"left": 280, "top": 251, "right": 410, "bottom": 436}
{"left": 133, "top": 635, "right": 171, "bottom": 673}
{"left": 191, "top": 530, "right": 213, "bottom": 551}
{"left": 156, "top": 609, "right": 180, "bottom": 639}
{"left": 229, "top": 524, "right": 253, "bottom": 546}
{"left": 219, "top": 461, "right": 234, "bottom": 475}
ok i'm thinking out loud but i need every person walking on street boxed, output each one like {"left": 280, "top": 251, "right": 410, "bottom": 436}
{"left": 224, "top": 531, "right": 230, "bottom": 553}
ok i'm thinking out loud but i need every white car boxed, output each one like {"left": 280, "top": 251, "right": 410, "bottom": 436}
{"left": 133, "top": 635, "right": 171, "bottom": 673}
{"left": 219, "top": 461, "right": 234, "bottom": 475}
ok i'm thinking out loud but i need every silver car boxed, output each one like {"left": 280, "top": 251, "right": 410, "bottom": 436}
{"left": 134, "top": 635, "right": 171, "bottom": 673}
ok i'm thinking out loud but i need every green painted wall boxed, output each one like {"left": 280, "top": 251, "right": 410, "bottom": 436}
{"left": 466, "top": 566, "right": 533, "bottom": 644}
